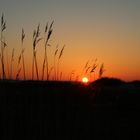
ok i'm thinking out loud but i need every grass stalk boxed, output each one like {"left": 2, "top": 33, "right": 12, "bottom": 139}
{"left": 57, "top": 45, "right": 65, "bottom": 80}
{"left": 48, "top": 66, "right": 53, "bottom": 80}
{"left": 99, "top": 63, "right": 105, "bottom": 78}
{"left": 54, "top": 45, "right": 58, "bottom": 80}
{"left": 32, "top": 50, "right": 34, "bottom": 80}
{"left": 32, "top": 24, "right": 41, "bottom": 80}
{"left": 21, "top": 28, "right": 26, "bottom": 80}
{"left": 34, "top": 50, "right": 39, "bottom": 80}
{"left": 10, "top": 48, "right": 14, "bottom": 79}
{"left": 6, "top": 50, "right": 9, "bottom": 79}
{"left": 90, "top": 59, "right": 97, "bottom": 81}
{"left": 42, "top": 21, "right": 54, "bottom": 80}
{"left": 0, "top": 13, "right": 6, "bottom": 79}
{"left": 16, "top": 68, "right": 21, "bottom": 80}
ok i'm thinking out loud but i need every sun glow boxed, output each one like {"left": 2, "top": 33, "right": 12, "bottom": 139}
{"left": 82, "top": 77, "right": 89, "bottom": 83}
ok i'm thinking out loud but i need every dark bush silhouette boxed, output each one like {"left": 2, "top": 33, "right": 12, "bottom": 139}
{"left": 91, "top": 77, "right": 125, "bottom": 87}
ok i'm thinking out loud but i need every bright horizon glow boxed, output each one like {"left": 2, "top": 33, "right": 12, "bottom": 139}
{"left": 82, "top": 77, "right": 89, "bottom": 83}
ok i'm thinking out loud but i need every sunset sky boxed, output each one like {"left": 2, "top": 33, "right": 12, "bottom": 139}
{"left": 0, "top": 0, "right": 140, "bottom": 81}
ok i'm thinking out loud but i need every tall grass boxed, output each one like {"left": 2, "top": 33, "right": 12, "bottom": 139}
{"left": 32, "top": 24, "right": 42, "bottom": 80}
{"left": 10, "top": 48, "right": 14, "bottom": 79}
{"left": 6, "top": 48, "right": 10, "bottom": 79}
{"left": 0, "top": 13, "right": 6, "bottom": 79}
{"left": 82, "top": 59, "right": 91, "bottom": 77}
{"left": 80, "top": 60, "right": 89, "bottom": 79}
{"left": 21, "top": 28, "right": 26, "bottom": 80}
{"left": 16, "top": 50, "right": 22, "bottom": 80}
{"left": 42, "top": 21, "right": 54, "bottom": 80}
{"left": 16, "top": 67, "right": 21, "bottom": 80}
{"left": 79, "top": 58, "right": 98, "bottom": 81}
{"left": 82, "top": 59, "right": 106, "bottom": 81}
{"left": 69, "top": 70, "right": 75, "bottom": 81}
{"left": 1, "top": 39, "right": 8, "bottom": 78}
{"left": 99, "top": 63, "right": 105, "bottom": 78}
{"left": 42, "top": 23, "right": 48, "bottom": 80}
{"left": 54, "top": 44, "right": 58, "bottom": 80}
{"left": 48, "top": 66, "right": 53, "bottom": 80}
{"left": 57, "top": 45, "right": 65, "bottom": 80}
{"left": 0, "top": 12, "right": 105, "bottom": 81}
{"left": 90, "top": 58, "right": 97, "bottom": 81}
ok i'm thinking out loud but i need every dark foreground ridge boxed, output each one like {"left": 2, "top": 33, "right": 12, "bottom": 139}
{"left": 0, "top": 78, "right": 140, "bottom": 140}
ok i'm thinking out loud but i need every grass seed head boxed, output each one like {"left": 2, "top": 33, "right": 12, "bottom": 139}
{"left": 21, "top": 28, "right": 25, "bottom": 44}
{"left": 99, "top": 63, "right": 105, "bottom": 78}
{"left": 59, "top": 45, "right": 65, "bottom": 59}
{"left": 45, "top": 22, "right": 48, "bottom": 33}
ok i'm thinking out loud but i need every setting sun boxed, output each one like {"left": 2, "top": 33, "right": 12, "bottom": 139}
{"left": 82, "top": 77, "right": 89, "bottom": 83}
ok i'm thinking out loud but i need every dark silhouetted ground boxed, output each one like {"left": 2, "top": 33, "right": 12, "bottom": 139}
{"left": 0, "top": 78, "right": 140, "bottom": 140}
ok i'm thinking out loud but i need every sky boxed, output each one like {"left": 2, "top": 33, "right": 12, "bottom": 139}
{"left": 0, "top": 0, "right": 140, "bottom": 81}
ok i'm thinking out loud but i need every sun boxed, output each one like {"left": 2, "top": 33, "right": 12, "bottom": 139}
{"left": 82, "top": 77, "right": 89, "bottom": 83}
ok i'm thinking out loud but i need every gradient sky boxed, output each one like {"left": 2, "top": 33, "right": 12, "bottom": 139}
{"left": 0, "top": 0, "right": 140, "bottom": 81}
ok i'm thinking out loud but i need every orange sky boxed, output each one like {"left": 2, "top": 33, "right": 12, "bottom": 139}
{"left": 0, "top": 0, "right": 140, "bottom": 81}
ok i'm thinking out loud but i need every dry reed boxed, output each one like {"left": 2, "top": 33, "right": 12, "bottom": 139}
{"left": 21, "top": 28, "right": 26, "bottom": 80}
{"left": 10, "top": 48, "right": 15, "bottom": 79}
{"left": 32, "top": 24, "right": 42, "bottom": 80}
{"left": 57, "top": 45, "right": 65, "bottom": 80}
{"left": 0, "top": 13, "right": 6, "bottom": 79}
{"left": 99, "top": 63, "right": 105, "bottom": 78}
{"left": 16, "top": 68, "right": 21, "bottom": 80}
{"left": 54, "top": 44, "right": 58, "bottom": 80}
{"left": 42, "top": 21, "right": 54, "bottom": 80}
